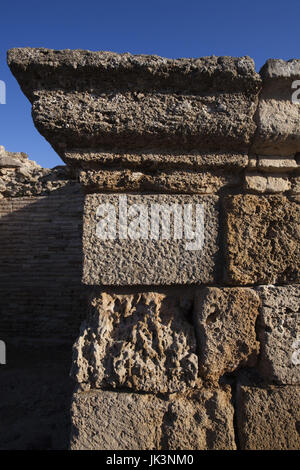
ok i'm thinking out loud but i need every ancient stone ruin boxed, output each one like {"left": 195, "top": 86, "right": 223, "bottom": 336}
{"left": 1, "top": 48, "right": 299, "bottom": 450}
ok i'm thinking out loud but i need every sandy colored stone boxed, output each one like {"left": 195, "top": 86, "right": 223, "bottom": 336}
{"left": 291, "top": 175, "right": 300, "bottom": 194}
{"left": 257, "top": 156, "right": 298, "bottom": 172}
{"left": 244, "top": 172, "right": 291, "bottom": 193}
{"left": 256, "top": 285, "right": 300, "bottom": 384}
{"left": 193, "top": 287, "right": 260, "bottom": 383}
{"left": 260, "top": 58, "right": 300, "bottom": 79}
{"left": 71, "top": 291, "right": 198, "bottom": 393}
{"left": 247, "top": 156, "right": 257, "bottom": 169}
{"left": 0, "top": 146, "right": 79, "bottom": 197}
{"left": 7, "top": 49, "right": 261, "bottom": 157}
{"left": 161, "top": 387, "right": 236, "bottom": 450}
{"left": 253, "top": 59, "right": 300, "bottom": 156}
{"left": 70, "top": 390, "right": 166, "bottom": 450}
{"left": 237, "top": 384, "right": 300, "bottom": 450}
{"left": 70, "top": 387, "right": 236, "bottom": 450}
{"left": 224, "top": 195, "right": 300, "bottom": 285}
{"left": 79, "top": 168, "right": 241, "bottom": 194}
{"left": 65, "top": 150, "right": 249, "bottom": 171}
{"left": 83, "top": 193, "right": 219, "bottom": 285}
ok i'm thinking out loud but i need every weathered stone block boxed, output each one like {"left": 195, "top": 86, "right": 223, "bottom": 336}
{"left": 70, "top": 390, "right": 165, "bottom": 450}
{"left": 70, "top": 387, "right": 236, "bottom": 450}
{"left": 244, "top": 172, "right": 291, "bottom": 193}
{"left": 256, "top": 285, "right": 300, "bottom": 384}
{"left": 257, "top": 155, "right": 298, "bottom": 172}
{"left": 83, "top": 194, "right": 219, "bottom": 285}
{"left": 71, "top": 291, "right": 199, "bottom": 393}
{"left": 64, "top": 150, "right": 249, "bottom": 171}
{"left": 78, "top": 169, "right": 241, "bottom": 194}
{"left": 253, "top": 59, "right": 300, "bottom": 156}
{"left": 193, "top": 287, "right": 260, "bottom": 383}
{"left": 7, "top": 49, "right": 261, "bottom": 157}
{"left": 237, "top": 384, "right": 300, "bottom": 450}
{"left": 224, "top": 195, "right": 300, "bottom": 285}
{"left": 160, "top": 387, "right": 236, "bottom": 450}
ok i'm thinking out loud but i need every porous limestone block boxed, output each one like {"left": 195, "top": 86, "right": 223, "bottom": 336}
{"left": 71, "top": 291, "right": 199, "bottom": 393}
{"left": 64, "top": 150, "right": 249, "bottom": 171}
{"left": 253, "top": 59, "right": 300, "bottom": 156}
{"left": 7, "top": 49, "right": 261, "bottom": 156}
{"left": 70, "top": 387, "right": 236, "bottom": 450}
{"left": 256, "top": 285, "right": 300, "bottom": 384}
{"left": 244, "top": 172, "right": 291, "bottom": 193}
{"left": 236, "top": 384, "right": 300, "bottom": 450}
{"left": 193, "top": 287, "right": 260, "bottom": 383}
{"left": 224, "top": 195, "right": 300, "bottom": 285}
{"left": 82, "top": 194, "right": 219, "bottom": 285}
{"left": 257, "top": 155, "right": 298, "bottom": 172}
{"left": 291, "top": 175, "right": 300, "bottom": 194}
{"left": 78, "top": 168, "right": 241, "bottom": 194}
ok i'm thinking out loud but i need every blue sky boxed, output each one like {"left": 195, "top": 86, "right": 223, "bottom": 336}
{"left": 0, "top": 0, "right": 300, "bottom": 168}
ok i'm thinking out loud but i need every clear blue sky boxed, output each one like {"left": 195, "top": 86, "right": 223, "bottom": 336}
{"left": 0, "top": 0, "right": 300, "bottom": 168}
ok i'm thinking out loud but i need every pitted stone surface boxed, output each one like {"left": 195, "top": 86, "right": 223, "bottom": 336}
{"left": 237, "top": 384, "right": 300, "bottom": 450}
{"left": 79, "top": 168, "right": 241, "bottom": 194}
{"left": 0, "top": 146, "right": 79, "bottom": 197}
{"left": 244, "top": 172, "right": 291, "bottom": 193}
{"left": 224, "top": 195, "right": 300, "bottom": 285}
{"left": 83, "top": 193, "right": 219, "bottom": 285}
{"left": 193, "top": 287, "right": 260, "bottom": 383}
{"left": 64, "top": 150, "right": 249, "bottom": 171}
{"left": 70, "top": 387, "right": 236, "bottom": 450}
{"left": 253, "top": 59, "right": 300, "bottom": 156}
{"left": 257, "top": 156, "right": 298, "bottom": 172}
{"left": 71, "top": 291, "right": 199, "bottom": 393}
{"left": 7, "top": 49, "right": 261, "bottom": 157}
{"left": 256, "top": 285, "right": 300, "bottom": 384}
{"left": 161, "top": 387, "right": 236, "bottom": 450}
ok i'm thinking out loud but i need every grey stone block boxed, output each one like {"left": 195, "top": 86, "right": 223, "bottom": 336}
{"left": 70, "top": 387, "right": 236, "bottom": 450}
{"left": 7, "top": 49, "right": 261, "bottom": 157}
{"left": 256, "top": 285, "right": 300, "bottom": 384}
{"left": 253, "top": 59, "right": 300, "bottom": 156}
{"left": 82, "top": 194, "right": 219, "bottom": 285}
{"left": 237, "top": 384, "right": 300, "bottom": 450}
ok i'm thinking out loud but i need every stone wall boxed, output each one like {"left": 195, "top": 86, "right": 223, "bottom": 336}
{"left": 4, "top": 50, "right": 300, "bottom": 450}
{"left": 0, "top": 147, "right": 85, "bottom": 348}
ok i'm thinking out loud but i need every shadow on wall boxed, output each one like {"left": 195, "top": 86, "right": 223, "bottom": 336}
{"left": 0, "top": 185, "right": 85, "bottom": 449}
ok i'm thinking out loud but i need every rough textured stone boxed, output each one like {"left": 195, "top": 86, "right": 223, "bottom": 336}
{"left": 257, "top": 156, "right": 298, "bottom": 172}
{"left": 193, "top": 287, "right": 260, "bottom": 383}
{"left": 71, "top": 291, "right": 199, "bottom": 393}
{"left": 83, "top": 194, "right": 219, "bottom": 285}
{"left": 256, "top": 285, "right": 300, "bottom": 384}
{"left": 253, "top": 59, "right": 300, "bottom": 156}
{"left": 160, "top": 387, "right": 236, "bottom": 450}
{"left": 70, "top": 387, "right": 236, "bottom": 450}
{"left": 260, "top": 58, "right": 300, "bottom": 79}
{"left": 79, "top": 168, "right": 241, "bottom": 194}
{"left": 291, "top": 175, "right": 300, "bottom": 194}
{"left": 7, "top": 49, "right": 261, "bottom": 157}
{"left": 237, "top": 384, "right": 300, "bottom": 450}
{"left": 244, "top": 172, "right": 291, "bottom": 193}
{"left": 0, "top": 147, "right": 79, "bottom": 198}
{"left": 224, "top": 195, "right": 300, "bottom": 285}
{"left": 70, "top": 390, "right": 165, "bottom": 450}
{"left": 65, "top": 150, "right": 249, "bottom": 171}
